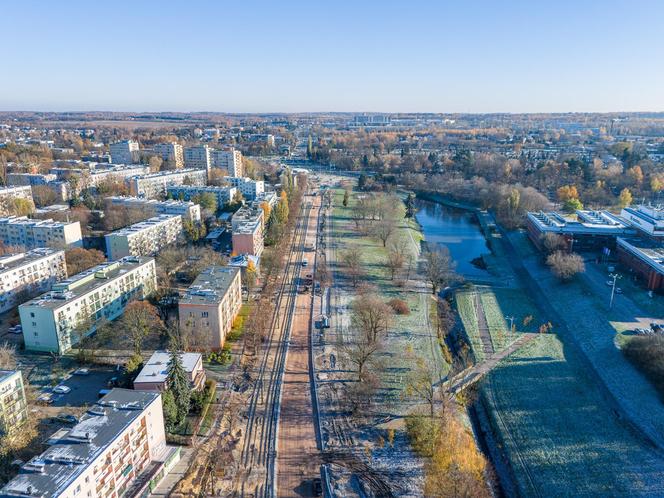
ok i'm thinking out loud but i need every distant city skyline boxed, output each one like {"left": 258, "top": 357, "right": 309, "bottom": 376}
{"left": 2, "top": 0, "right": 663, "bottom": 113}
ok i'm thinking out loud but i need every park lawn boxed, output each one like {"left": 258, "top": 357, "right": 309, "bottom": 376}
{"left": 479, "top": 287, "right": 539, "bottom": 350}
{"left": 331, "top": 188, "right": 449, "bottom": 406}
{"left": 454, "top": 287, "right": 484, "bottom": 361}
{"left": 484, "top": 333, "right": 664, "bottom": 497}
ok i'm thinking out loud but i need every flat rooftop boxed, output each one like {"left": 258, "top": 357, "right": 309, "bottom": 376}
{"left": 105, "top": 214, "right": 180, "bottom": 237}
{"left": 180, "top": 266, "right": 240, "bottom": 306}
{"left": 131, "top": 168, "right": 204, "bottom": 180}
{"left": 618, "top": 237, "right": 664, "bottom": 274}
{"left": 0, "top": 216, "right": 76, "bottom": 230}
{"left": 0, "top": 248, "right": 63, "bottom": 273}
{"left": 106, "top": 196, "right": 196, "bottom": 208}
{"left": 527, "top": 210, "right": 634, "bottom": 235}
{"left": 134, "top": 350, "right": 201, "bottom": 385}
{"left": 0, "top": 370, "right": 19, "bottom": 384}
{"left": 20, "top": 256, "right": 153, "bottom": 310}
{"left": 0, "top": 389, "right": 159, "bottom": 498}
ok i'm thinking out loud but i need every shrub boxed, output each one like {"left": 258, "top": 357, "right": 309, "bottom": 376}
{"left": 623, "top": 335, "right": 664, "bottom": 400}
{"left": 388, "top": 298, "right": 410, "bottom": 315}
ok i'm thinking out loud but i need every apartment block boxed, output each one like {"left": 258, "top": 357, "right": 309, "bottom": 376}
{"left": 105, "top": 196, "right": 201, "bottom": 223}
{"left": 51, "top": 165, "right": 150, "bottom": 192}
{"left": 6, "top": 173, "right": 58, "bottom": 187}
{"left": 19, "top": 256, "right": 157, "bottom": 353}
{"left": 0, "top": 185, "right": 33, "bottom": 203}
{"left": 0, "top": 370, "right": 28, "bottom": 435}
{"left": 105, "top": 215, "right": 183, "bottom": 260}
{"left": 0, "top": 389, "right": 177, "bottom": 498}
{"left": 224, "top": 176, "right": 265, "bottom": 201}
{"left": 0, "top": 216, "right": 83, "bottom": 250}
{"left": 133, "top": 351, "right": 206, "bottom": 391}
{"left": 167, "top": 185, "right": 236, "bottom": 208}
{"left": 0, "top": 248, "right": 67, "bottom": 313}
{"left": 109, "top": 139, "right": 140, "bottom": 164}
{"left": 184, "top": 145, "right": 212, "bottom": 171}
{"left": 232, "top": 219, "right": 263, "bottom": 257}
{"left": 211, "top": 148, "right": 243, "bottom": 177}
{"left": 179, "top": 266, "right": 242, "bottom": 349}
{"left": 154, "top": 142, "right": 184, "bottom": 169}
{"left": 127, "top": 169, "right": 207, "bottom": 199}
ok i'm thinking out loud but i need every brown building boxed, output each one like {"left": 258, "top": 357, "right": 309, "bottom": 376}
{"left": 616, "top": 237, "right": 664, "bottom": 292}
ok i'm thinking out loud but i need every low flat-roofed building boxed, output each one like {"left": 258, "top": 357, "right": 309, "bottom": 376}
{"left": 133, "top": 351, "right": 206, "bottom": 391}
{"left": 6, "top": 173, "right": 57, "bottom": 187}
{"left": 0, "top": 370, "right": 28, "bottom": 435}
{"left": 167, "top": 185, "right": 236, "bottom": 208}
{"left": 179, "top": 266, "right": 242, "bottom": 349}
{"left": 0, "top": 248, "right": 67, "bottom": 313}
{"left": 19, "top": 256, "right": 157, "bottom": 353}
{"left": 0, "top": 216, "right": 82, "bottom": 250}
{"left": 105, "top": 214, "right": 182, "bottom": 260}
{"left": 620, "top": 205, "right": 664, "bottom": 240}
{"left": 526, "top": 210, "right": 635, "bottom": 252}
{"left": 105, "top": 196, "right": 201, "bottom": 223}
{"left": 0, "top": 389, "right": 176, "bottom": 498}
{"left": 127, "top": 169, "right": 207, "bottom": 199}
{"left": 32, "top": 204, "right": 70, "bottom": 217}
{"left": 617, "top": 237, "right": 664, "bottom": 292}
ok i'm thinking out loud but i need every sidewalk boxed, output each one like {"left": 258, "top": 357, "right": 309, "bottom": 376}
{"left": 149, "top": 447, "right": 194, "bottom": 497}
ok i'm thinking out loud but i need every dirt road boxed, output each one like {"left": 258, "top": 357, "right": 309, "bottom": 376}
{"left": 276, "top": 192, "right": 322, "bottom": 497}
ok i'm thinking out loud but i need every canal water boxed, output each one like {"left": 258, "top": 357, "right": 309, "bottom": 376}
{"left": 415, "top": 198, "right": 489, "bottom": 278}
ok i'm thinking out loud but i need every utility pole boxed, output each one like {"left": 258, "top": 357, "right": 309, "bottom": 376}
{"left": 505, "top": 315, "right": 515, "bottom": 332}
{"left": 609, "top": 273, "right": 622, "bottom": 309}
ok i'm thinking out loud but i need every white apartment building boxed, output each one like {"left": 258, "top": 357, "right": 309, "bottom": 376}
{"left": 0, "top": 216, "right": 82, "bottom": 249}
{"left": 0, "top": 248, "right": 67, "bottom": 313}
{"left": 0, "top": 370, "right": 28, "bottom": 435}
{"left": 105, "top": 196, "right": 201, "bottom": 223}
{"left": 184, "top": 145, "right": 212, "bottom": 171}
{"left": 51, "top": 165, "right": 150, "bottom": 191}
{"left": 224, "top": 176, "right": 265, "bottom": 201}
{"left": 179, "top": 266, "right": 242, "bottom": 349}
{"left": 105, "top": 215, "right": 183, "bottom": 260}
{"left": 19, "top": 256, "right": 157, "bottom": 353}
{"left": 127, "top": 169, "right": 207, "bottom": 199}
{"left": 6, "top": 173, "right": 58, "bottom": 187}
{"left": 154, "top": 142, "right": 184, "bottom": 169}
{"left": 0, "top": 389, "right": 177, "bottom": 498}
{"left": 0, "top": 185, "right": 33, "bottom": 203}
{"left": 167, "top": 185, "right": 236, "bottom": 208}
{"left": 109, "top": 139, "right": 140, "bottom": 164}
{"left": 211, "top": 148, "right": 243, "bottom": 177}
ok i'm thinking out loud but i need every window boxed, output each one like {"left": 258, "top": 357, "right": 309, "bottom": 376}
{"left": 30, "top": 312, "right": 35, "bottom": 318}
{"left": 201, "top": 311, "right": 208, "bottom": 318}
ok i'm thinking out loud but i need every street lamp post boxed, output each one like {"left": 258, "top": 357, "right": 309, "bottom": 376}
{"left": 505, "top": 315, "right": 515, "bottom": 332}
{"left": 609, "top": 273, "right": 622, "bottom": 309}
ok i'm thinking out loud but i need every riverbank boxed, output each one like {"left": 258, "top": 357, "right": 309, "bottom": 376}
{"left": 422, "top": 193, "right": 664, "bottom": 497}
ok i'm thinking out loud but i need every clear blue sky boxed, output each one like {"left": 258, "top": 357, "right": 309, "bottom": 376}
{"left": 2, "top": 0, "right": 662, "bottom": 113}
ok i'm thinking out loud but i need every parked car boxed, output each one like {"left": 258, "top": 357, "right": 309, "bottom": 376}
{"left": 53, "top": 385, "right": 71, "bottom": 394}
{"left": 615, "top": 287, "right": 623, "bottom": 294}
{"left": 302, "top": 260, "right": 308, "bottom": 267}
{"left": 73, "top": 368, "right": 90, "bottom": 376}
{"left": 56, "top": 414, "right": 79, "bottom": 425}
{"left": 605, "top": 280, "right": 613, "bottom": 286}
{"left": 321, "top": 315, "right": 330, "bottom": 329}
{"left": 8, "top": 325, "right": 22, "bottom": 334}
{"left": 37, "top": 393, "right": 54, "bottom": 405}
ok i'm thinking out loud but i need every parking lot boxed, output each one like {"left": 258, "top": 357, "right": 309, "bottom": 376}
{"left": 35, "top": 365, "right": 120, "bottom": 408}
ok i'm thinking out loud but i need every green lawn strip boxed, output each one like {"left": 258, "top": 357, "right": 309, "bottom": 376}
{"left": 480, "top": 287, "right": 539, "bottom": 350}
{"left": 483, "top": 334, "right": 664, "bottom": 496}
{"left": 454, "top": 286, "right": 484, "bottom": 361}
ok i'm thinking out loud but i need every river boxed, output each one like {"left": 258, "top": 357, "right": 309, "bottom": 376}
{"left": 414, "top": 198, "right": 489, "bottom": 278}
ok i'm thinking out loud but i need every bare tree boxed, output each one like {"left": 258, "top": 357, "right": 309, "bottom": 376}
{"left": 351, "top": 294, "right": 394, "bottom": 344}
{"left": 540, "top": 232, "right": 567, "bottom": 254}
{"left": 341, "top": 247, "right": 363, "bottom": 287}
{"left": 119, "top": 301, "right": 163, "bottom": 355}
{"left": 546, "top": 250, "right": 585, "bottom": 281}
{"left": 386, "top": 239, "right": 408, "bottom": 280}
{"left": 406, "top": 356, "right": 446, "bottom": 419}
{"left": 0, "top": 342, "right": 17, "bottom": 370}
{"left": 423, "top": 246, "right": 457, "bottom": 295}
{"left": 372, "top": 216, "right": 398, "bottom": 247}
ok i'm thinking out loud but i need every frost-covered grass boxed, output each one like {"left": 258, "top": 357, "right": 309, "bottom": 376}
{"left": 484, "top": 334, "right": 664, "bottom": 496}
{"left": 454, "top": 287, "right": 484, "bottom": 361}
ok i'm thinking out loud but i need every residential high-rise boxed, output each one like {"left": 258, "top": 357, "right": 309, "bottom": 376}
{"left": 154, "top": 142, "right": 184, "bottom": 169}
{"left": 184, "top": 145, "right": 212, "bottom": 171}
{"left": 104, "top": 196, "right": 201, "bottom": 223}
{"left": 0, "top": 248, "right": 67, "bottom": 313}
{"left": 19, "top": 256, "right": 157, "bottom": 353}
{"left": 127, "top": 169, "right": 207, "bottom": 199}
{"left": 105, "top": 215, "right": 183, "bottom": 260}
{"left": 179, "top": 266, "right": 242, "bottom": 349}
{"left": 0, "top": 370, "right": 28, "bottom": 435}
{"left": 0, "top": 216, "right": 83, "bottom": 249}
{"left": 211, "top": 148, "right": 243, "bottom": 177}
{"left": 0, "top": 389, "right": 178, "bottom": 498}
{"left": 109, "top": 139, "right": 140, "bottom": 164}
